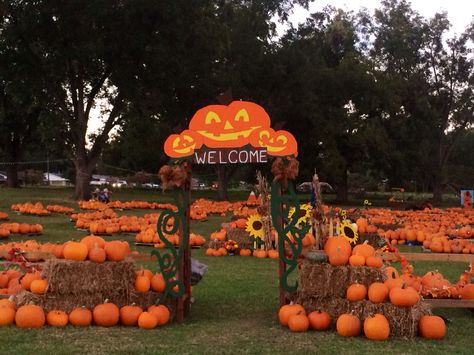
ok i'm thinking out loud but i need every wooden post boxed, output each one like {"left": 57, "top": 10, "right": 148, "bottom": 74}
{"left": 176, "top": 181, "right": 191, "bottom": 322}
{"left": 276, "top": 185, "right": 286, "bottom": 307}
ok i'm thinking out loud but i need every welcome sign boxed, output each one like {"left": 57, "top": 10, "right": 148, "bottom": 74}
{"left": 163, "top": 101, "right": 297, "bottom": 163}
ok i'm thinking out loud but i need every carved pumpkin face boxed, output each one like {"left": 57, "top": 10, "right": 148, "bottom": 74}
{"left": 164, "top": 130, "right": 202, "bottom": 158}
{"left": 250, "top": 127, "right": 298, "bottom": 156}
{"left": 189, "top": 101, "right": 270, "bottom": 148}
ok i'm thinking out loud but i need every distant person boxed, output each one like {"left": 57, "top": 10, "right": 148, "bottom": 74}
{"left": 92, "top": 188, "right": 101, "bottom": 201}
{"left": 464, "top": 191, "right": 472, "bottom": 209}
{"left": 102, "top": 188, "right": 112, "bottom": 203}
{"left": 405, "top": 200, "right": 433, "bottom": 211}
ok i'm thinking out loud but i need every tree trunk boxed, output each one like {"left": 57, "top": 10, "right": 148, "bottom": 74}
{"left": 432, "top": 178, "right": 443, "bottom": 205}
{"left": 336, "top": 166, "right": 348, "bottom": 203}
{"left": 6, "top": 164, "right": 19, "bottom": 188}
{"left": 216, "top": 165, "right": 228, "bottom": 201}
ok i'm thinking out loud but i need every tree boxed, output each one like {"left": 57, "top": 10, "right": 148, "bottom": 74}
{"left": 371, "top": 0, "right": 474, "bottom": 202}
{"left": 0, "top": 7, "right": 43, "bottom": 187}
{"left": 4, "top": 0, "right": 163, "bottom": 199}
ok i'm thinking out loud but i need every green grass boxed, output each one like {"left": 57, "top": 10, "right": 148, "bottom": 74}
{"left": 0, "top": 187, "right": 472, "bottom": 355}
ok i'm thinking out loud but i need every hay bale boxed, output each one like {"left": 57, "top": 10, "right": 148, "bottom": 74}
{"left": 226, "top": 228, "right": 253, "bottom": 249}
{"left": 41, "top": 258, "right": 135, "bottom": 296}
{"left": 293, "top": 296, "right": 431, "bottom": 338}
{"left": 297, "top": 261, "right": 386, "bottom": 299}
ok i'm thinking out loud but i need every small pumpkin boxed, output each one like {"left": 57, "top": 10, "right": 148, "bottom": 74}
{"left": 389, "top": 284, "right": 420, "bottom": 307}
{"left": 47, "top": 310, "right": 69, "bottom": 327}
{"left": 138, "top": 311, "right": 158, "bottom": 329}
{"left": 307, "top": 310, "right": 331, "bottom": 331}
{"left": 352, "top": 241, "right": 375, "bottom": 258}
{"left": 30, "top": 279, "right": 48, "bottom": 294}
{"left": 135, "top": 275, "right": 151, "bottom": 293}
{"left": 364, "top": 314, "right": 390, "bottom": 340}
{"left": 349, "top": 254, "right": 365, "bottom": 266}
{"left": 69, "top": 307, "right": 92, "bottom": 326}
{"left": 368, "top": 282, "right": 389, "bottom": 303}
{"left": 287, "top": 312, "right": 309, "bottom": 332}
{"left": 418, "top": 315, "right": 446, "bottom": 339}
{"left": 336, "top": 313, "right": 361, "bottom": 337}
{"left": 460, "top": 284, "right": 474, "bottom": 299}
{"left": 150, "top": 273, "right": 166, "bottom": 293}
{"left": 365, "top": 256, "right": 383, "bottom": 268}
{"left": 93, "top": 301, "right": 120, "bottom": 327}
{"left": 347, "top": 283, "right": 367, "bottom": 301}
{"left": 0, "top": 305, "right": 15, "bottom": 326}
{"left": 120, "top": 305, "right": 143, "bottom": 326}
{"left": 148, "top": 305, "right": 170, "bottom": 326}
{"left": 88, "top": 244, "right": 106, "bottom": 263}
{"left": 278, "top": 303, "right": 306, "bottom": 326}
{"left": 239, "top": 249, "right": 252, "bottom": 257}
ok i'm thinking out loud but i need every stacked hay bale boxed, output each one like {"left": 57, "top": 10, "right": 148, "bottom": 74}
{"left": 294, "top": 261, "right": 431, "bottom": 338}
{"left": 16, "top": 258, "right": 166, "bottom": 313}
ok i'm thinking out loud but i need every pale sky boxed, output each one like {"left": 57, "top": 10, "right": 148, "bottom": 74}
{"left": 88, "top": 1, "right": 473, "bottom": 139}
{"left": 284, "top": 0, "right": 473, "bottom": 35}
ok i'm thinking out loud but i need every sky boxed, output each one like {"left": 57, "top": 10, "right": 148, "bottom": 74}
{"left": 284, "top": 0, "right": 473, "bottom": 35}
{"left": 87, "top": 0, "right": 474, "bottom": 139}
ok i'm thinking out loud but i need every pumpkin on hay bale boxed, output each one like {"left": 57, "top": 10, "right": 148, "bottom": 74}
{"left": 297, "top": 261, "right": 386, "bottom": 299}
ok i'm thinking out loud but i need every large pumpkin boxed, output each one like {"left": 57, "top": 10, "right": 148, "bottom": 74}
{"left": 164, "top": 130, "right": 203, "bottom": 158}
{"left": 69, "top": 307, "right": 92, "bottom": 326}
{"left": 336, "top": 313, "right": 361, "bottom": 337}
{"left": 15, "top": 305, "right": 45, "bottom": 328}
{"left": 93, "top": 302, "right": 120, "bottom": 327}
{"left": 418, "top": 315, "right": 446, "bottom": 339}
{"left": 63, "top": 241, "right": 88, "bottom": 261}
{"left": 188, "top": 101, "right": 270, "bottom": 148}
{"left": 249, "top": 127, "right": 298, "bottom": 157}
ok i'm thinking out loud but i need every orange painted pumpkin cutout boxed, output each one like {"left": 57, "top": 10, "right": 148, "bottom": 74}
{"left": 163, "top": 100, "right": 297, "bottom": 159}
{"left": 250, "top": 127, "right": 298, "bottom": 156}
{"left": 188, "top": 101, "right": 270, "bottom": 148}
{"left": 164, "top": 130, "right": 203, "bottom": 158}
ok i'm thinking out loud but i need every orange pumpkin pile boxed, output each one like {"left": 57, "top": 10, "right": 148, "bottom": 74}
{"left": 46, "top": 204, "right": 75, "bottom": 214}
{"left": 0, "top": 212, "right": 8, "bottom": 220}
{"left": 11, "top": 202, "right": 50, "bottom": 216}
{"left": 0, "top": 300, "right": 170, "bottom": 329}
{"left": 0, "top": 222, "right": 43, "bottom": 235}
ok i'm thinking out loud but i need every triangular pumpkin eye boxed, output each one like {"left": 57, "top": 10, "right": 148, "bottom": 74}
{"left": 234, "top": 109, "right": 249, "bottom": 122}
{"left": 205, "top": 111, "right": 221, "bottom": 124}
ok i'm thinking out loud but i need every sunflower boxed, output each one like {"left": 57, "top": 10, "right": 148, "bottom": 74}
{"left": 287, "top": 203, "right": 312, "bottom": 225}
{"left": 338, "top": 219, "right": 358, "bottom": 244}
{"left": 246, "top": 214, "right": 264, "bottom": 239}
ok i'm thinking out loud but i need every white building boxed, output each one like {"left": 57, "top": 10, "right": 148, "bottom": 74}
{"left": 44, "top": 173, "right": 70, "bottom": 187}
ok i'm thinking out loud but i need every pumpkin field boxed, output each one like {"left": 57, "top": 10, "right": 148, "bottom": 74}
{"left": 0, "top": 187, "right": 472, "bottom": 355}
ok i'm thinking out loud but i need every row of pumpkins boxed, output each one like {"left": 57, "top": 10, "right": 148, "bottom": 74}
{"left": 0, "top": 212, "right": 8, "bottom": 220}
{"left": 205, "top": 247, "right": 279, "bottom": 258}
{"left": 0, "top": 299, "right": 170, "bottom": 329}
{"left": 135, "top": 228, "right": 206, "bottom": 247}
{"left": 278, "top": 303, "right": 445, "bottom": 340}
{"left": 11, "top": 202, "right": 50, "bottom": 216}
{"left": 0, "top": 223, "right": 43, "bottom": 238}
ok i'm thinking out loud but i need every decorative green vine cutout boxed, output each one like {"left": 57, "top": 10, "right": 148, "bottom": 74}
{"left": 271, "top": 180, "right": 310, "bottom": 293}
{"left": 151, "top": 187, "right": 189, "bottom": 301}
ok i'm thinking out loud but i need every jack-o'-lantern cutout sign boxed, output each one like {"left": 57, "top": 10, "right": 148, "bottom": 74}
{"left": 189, "top": 101, "right": 270, "bottom": 148}
{"left": 163, "top": 100, "right": 298, "bottom": 159}
{"left": 164, "top": 130, "right": 203, "bottom": 158}
{"left": 249, "top": 127, "right": 298, "bottom": 157}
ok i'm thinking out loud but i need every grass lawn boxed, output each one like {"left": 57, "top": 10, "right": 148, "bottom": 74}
{"left": 0, "top": 187, "right": 472, "bottom": 355}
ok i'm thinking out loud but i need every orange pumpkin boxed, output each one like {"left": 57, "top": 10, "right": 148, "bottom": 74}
{"left": 138, "top": 311, "right": 158, "bottom": 329}
{"left": 63, "top": 242, "right": 88, "bottom": 261}
{"left": 418, "top": 315, "right": 446, "bottom": 339}
{"left": 120, "top": 305, "right": 143, "bottom": 326}
{"left": 148, "top": 305, "right": 170, "bottom": 326}
{"left": 249, "top": 127, "right": 298, "bottom": 156}
{"left": 15, "top": 305, "right": 45, "bottom": 328}
{"left": 308, "top": 310, "right": 331, "bottom": 331}
{"left": 164, "top": 130, "right": 203, "bottom": 158}
{"left": 346, "top": 283, "right": 367, "bottom": 301}
{"left": 278, "top": 303, "right": 306, "bottom": 326}
{"left": 47, "top": 310, "right": 69, "bottom": 326}
{"left": 69, "top": 307, "right": 92, "bottom": 326}
{"left": 336, "top": 313, "right": 361, "bottom": 337}
{"left": 0, "top": 305, "right": 15, "bottom": 326}
{"left": 364, "top": 314, "right": 390, "bottom": 340}
{"left": 93, "top": 302, "right": 119, "bottom": 327}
